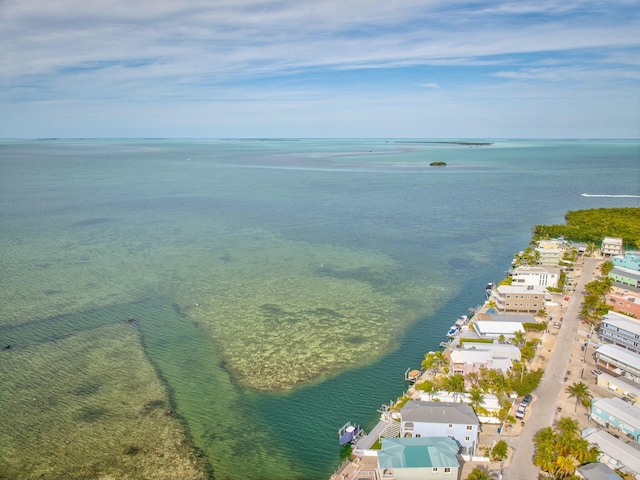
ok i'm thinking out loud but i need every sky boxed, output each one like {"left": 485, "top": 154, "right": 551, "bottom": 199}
{"left": 1, "top": 0, "right": 639, "bottom": 138}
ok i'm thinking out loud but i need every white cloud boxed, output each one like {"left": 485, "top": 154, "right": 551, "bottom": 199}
{"left": 0, "top": 0, "right": 638, "bottom": 137}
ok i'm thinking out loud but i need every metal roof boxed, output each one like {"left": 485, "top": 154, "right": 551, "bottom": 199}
{"left": 378, "top": 437, "right": 460, "bottom": 469}
{"left": 401, "top": 401, "right": 479, "bottom": 426}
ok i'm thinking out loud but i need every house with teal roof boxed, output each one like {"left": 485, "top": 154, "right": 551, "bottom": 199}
{"left": 377, "top": 437, "right": 460, "bottom": 480}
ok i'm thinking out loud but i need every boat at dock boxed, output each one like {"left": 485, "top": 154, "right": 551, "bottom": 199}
{"left": 338, "top": 422, "right": 365, "bottom": 445}
{"left": 455, "top": 315, "right": 468, "bottom": 327}
{"left": 446, "top": 326, "right": 459, "bottom": 337}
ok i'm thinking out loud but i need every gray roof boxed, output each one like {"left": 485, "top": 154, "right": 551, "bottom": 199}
{"left": 583, "top": 430, "right": 640, "bottom": 475}
{"left": 602, "top": 311, "right": 640, "bottom": 336}
{"left": 591, "top": 397, "right": 640, "bottom": 431}
{"left": 576, "top": 462, "right": 621, "bottom": 480}
{"left": 611, "top": 267, "right": 640, "bottom": 281}
{"left": 596, "top": 344, "right": 640, "bottom": 370}
{"left": 401, "top": 401, "right": 479, "bottom": 426}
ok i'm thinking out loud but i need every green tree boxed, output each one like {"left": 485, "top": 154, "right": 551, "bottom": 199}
{"left": 415, "top": 379, "right": 437, "bottom": 400}
{"left": 421, "top": 351, "right": 446, "bottom": 374}
{"left": 599, "top": 261, "right": 613, "bottom": 276}
{"left": 520, "top": 343, "right": 536, "bottom": 362}
{"left": 466, "top": 466, "right": 495, "bottom": 480}
{"left": 555, "top": 455, "right": 577, "bottom": 479}
{"left": 566, "top": 382, "right": 593, "bottom": 413}
{"left": 468, "top": 386, "right": 485, "bottom": 413}
{"left": 557, "top": 417, "right": 580, "bottom": 437}
{"left": 490, "top": 440, "right": 508, "bottom": 462}
{"left": 512, "top": 330, "right": 526, "bottom": 347}
{"left": 533, "top": 418, "right": 600, "bottom": 479}
{"left": 445, "top": 373, "right": 466, "bottom": 401}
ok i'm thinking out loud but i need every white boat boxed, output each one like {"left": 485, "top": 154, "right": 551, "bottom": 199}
{"left": 446, "top": 326, "right": 458, "bottom": 337}
{"left": 455, "top": 315, "right": 468, "bottom": 327}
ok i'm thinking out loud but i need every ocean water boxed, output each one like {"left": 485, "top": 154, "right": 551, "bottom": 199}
{"left": 0, "top": 139, "right": 638, "bottom": 479}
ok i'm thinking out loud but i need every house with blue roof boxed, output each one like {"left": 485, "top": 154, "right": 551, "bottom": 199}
{"left": 377, "top": 437, "right": 460, "bottom": 480}
{"left": 400, "top": 401, "right": 480, "bottom": 456}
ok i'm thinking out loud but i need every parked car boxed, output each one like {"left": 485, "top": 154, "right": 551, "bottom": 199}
{"left": 515, "top": 404, "right": 527, "bottom": 419}
{"left": 521, "top": 394, "right": 533, "bottom": 406}
{"left": 553, "top": 322, "right": 561, "bottom": 328}
{"left": 591, "top": 369, "right": 602, "bottom": 375}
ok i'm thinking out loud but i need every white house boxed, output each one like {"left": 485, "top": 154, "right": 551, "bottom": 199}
{"left": 598, "top": 311, "right": 640, "bottom": 355}
{"left": 473, "top": 321, "right": 525, "bottom": 340}
{"left": 511, "top": 265, "right": 560, "bottom": 288}
{"left": 449, "top": 349, "right": 513, "bottom": 376}
{"left": 535, "top": 240, "right": 564, "bottom": 266}
{"left": 601, "top": 237, "right": 624, "bottom": 257}
{"left": 462, "top": 342, "right": 522, "bottom": 361}
{"left": 400, "top": 401, "right": 480, "bottom": 456}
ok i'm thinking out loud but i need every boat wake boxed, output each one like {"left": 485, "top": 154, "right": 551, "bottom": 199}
{"left": 581, "top": 193, "right": 640, "bottom": 198}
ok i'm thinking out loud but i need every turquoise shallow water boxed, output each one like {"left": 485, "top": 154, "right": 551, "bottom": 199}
{"left": 1, "top": 139, "right": 639, "bottom": 479}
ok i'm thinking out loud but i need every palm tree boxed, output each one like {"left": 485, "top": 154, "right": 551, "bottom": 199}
{"left": 512, "top": 330, "right": 526, "bottom": 347}
{"left": 555, "top": 455, "right": 577, "bottom": 478}
{"left": 599, "top": 261, "right": 613, "bottom": 276}
{"left": 566, "top": 382, "right": 593, "bottom": 413}
{"left": 467, "top": 466, "right": 495, "bottom": 480}
{"left": 490, "top": 439, "right": 508, "bottom": 463}
{"left": 533, "top": 442, "right": 557, "bottom": 475}
{"left": 557, "top": 417, "right": 579, "bottom": 437}
{"left": 416, "top": 379, "right": 437, "bottom": 400}
{"left": 421, "top": 350, "right": 446, "bottom": 374}
{"left": 445, "top": 374, "right": 466, "bottom": 401}
{"left": 468, "top": 386, "right": 485, "bottom": 413}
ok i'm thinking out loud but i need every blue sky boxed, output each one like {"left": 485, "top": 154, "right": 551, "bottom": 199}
{"left": 1, "top": 0, "right": 639, "bottom": 138}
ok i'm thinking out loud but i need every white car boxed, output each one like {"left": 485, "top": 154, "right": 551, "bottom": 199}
{"left": 515, "top": 404, "right": 527, "bottom": 419}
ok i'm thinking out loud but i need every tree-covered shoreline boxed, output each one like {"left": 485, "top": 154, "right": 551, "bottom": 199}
{"left": 533, "top": 207, "right": 640, "bottom": 248}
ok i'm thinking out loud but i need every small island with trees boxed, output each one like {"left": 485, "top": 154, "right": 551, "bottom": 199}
{"left": 429, "top": 161, "right": 447, "bottom": 166}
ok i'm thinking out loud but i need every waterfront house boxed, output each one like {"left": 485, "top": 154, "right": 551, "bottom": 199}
{"left": 535, "top": 240, "right": 565, "bottom": 266}
{"left": 510, "top": 265, "right": 560, "bottom": 288}
{"left": 612, "top": 251, "right": 640, "bottom": 271}
{"left": 595, "top": 344, "right": 640, "bottom": 383}
{"left": 474, "top": 312, "right": 537, "bottom": 325}
{"left": 608, "top": 266, "right": 640, "bottom": 289}
{"left": 595, "top": 371, "right": 640, "bottom": 404}
{"left": 490, "top": 285, "right": 550, "bottom": 314}
{"left": 601, "top": 237, "right": 624, "bottom": 257}
{"left": 583, "top": 429, "right": 640, "bottom": 477}
{"left": 473, "top": 320, "right": 525, "bottom": 340}
{"left": 461, "top": 342, "right": 522, "bottom": 361}
{"left": 598, "top": 311, "right": 640, "bottom": 355}
{"left": 576, "top": 462, "right": 623, "bottom": 480}
{"left": 419, "top": 391, "right": 503, "bottom": 424}
{"left": 590, "top": 397, "right": 640, "bottom": 441}
{"left": 605, "top": 290, "right": 640, "bottom": 318}
{"left": 449, "top": 348, "right": 512, "bottom": 376}
{"left": 399, "top": 401, "right": 480, "bottom": 456}
{"left": 377, "top": 437, "right": 460, "bottom": 480}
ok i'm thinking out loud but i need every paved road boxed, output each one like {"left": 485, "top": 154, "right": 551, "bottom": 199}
{"left": 505, "top": 257, "right": 599, "bottom": 480}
